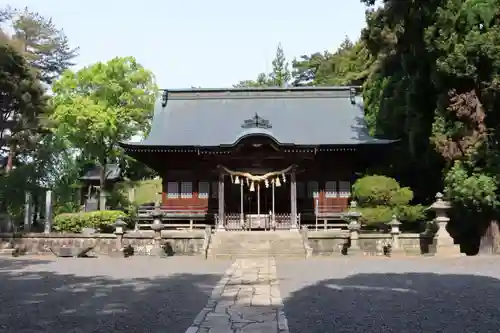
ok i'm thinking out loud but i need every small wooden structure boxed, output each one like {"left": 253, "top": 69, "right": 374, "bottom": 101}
{"left": 121, "top": 87, "right": 395, "bottom": 230}
{"left": 79, "top": 164, "right": 122, "bottom": 209}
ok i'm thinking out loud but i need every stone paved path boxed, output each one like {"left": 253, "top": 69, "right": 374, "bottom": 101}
{"left": 185, "top": 258, "right": 289, "bottom": 333}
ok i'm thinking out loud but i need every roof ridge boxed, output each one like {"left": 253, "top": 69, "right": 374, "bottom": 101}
{"left": 164, "top": 86, "right": 360, "bottom": 93}
{"left": 165, "top": 86, "right": 359, "bottom": 101}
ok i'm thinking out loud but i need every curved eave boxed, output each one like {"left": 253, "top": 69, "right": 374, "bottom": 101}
{"left": 358, "top": 138, "right": 400, "bottom": 145}
{"left": 119, "top": 139, "right": 398, "bottom": 154}
{"left": 219, "top": 129, "right": 289, "bottom": 148}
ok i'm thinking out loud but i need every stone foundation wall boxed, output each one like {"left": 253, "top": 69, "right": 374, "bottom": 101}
{"left": 0, "top": 230, "right": 436, "bottom": 257}
{"left": 0, "top": 231, "right": 205, "bottom": 256}
{"left": 307, "top": 231, "right": 437, "bottom": 256}
{"left": 307, "top": 231, "right": 349, "bottom": 256}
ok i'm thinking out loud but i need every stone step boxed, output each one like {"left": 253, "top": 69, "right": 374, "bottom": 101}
{"left": 210, "top": 248, "right": 305, "bottom": 253}
{"left": 207, "top": 231, "right": 306, "bottom": 259}
{"left": 212, "top": 246, "right": 303, "bottom": 251}
{"left": 0, "top": 248, "right": 15, "bottom": 256}
{"left": 209, "top": 253, "right": 306, "bottom": 260}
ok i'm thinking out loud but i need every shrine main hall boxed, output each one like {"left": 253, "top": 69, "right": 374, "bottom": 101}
{"left": 121, "top": 86, "right": 394, "bottom": 230}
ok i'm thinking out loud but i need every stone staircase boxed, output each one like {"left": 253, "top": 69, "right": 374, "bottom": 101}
{"left": 0, "top": 242, "right": 15, "bottom": 256}
{"left": 207, "top": 231, "right": 307, "bottom": 259}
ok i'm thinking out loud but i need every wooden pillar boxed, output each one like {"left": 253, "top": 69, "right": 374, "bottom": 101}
{"left": 257, "top": 183, "right": 261, "bottom": 217}
{"left": 240, "top": 182, "right": 244, "bottom": 225}
{"left": 217, "top": 172, "right": 225, "bottom": 231}
{"left": 290, "top": 171, "right": 298, "bottom": 230}
{"left": 272, "top": 181, "right": 275, "bottom": 220}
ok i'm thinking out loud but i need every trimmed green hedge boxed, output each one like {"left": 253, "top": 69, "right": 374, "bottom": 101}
{"left": 351, "top": 175, "right": 427, "bottom": 225}
{"left": 53, "top": 210, "right": 128, "bottom": 233}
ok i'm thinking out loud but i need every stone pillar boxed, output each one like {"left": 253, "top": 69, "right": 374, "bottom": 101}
{"left": 430, "top": 192, "right": 461, "bottom": 256}
{"left": 99, "top": 189, "right": 107, "bottom": 211}
{"left": 128, "top": 187, "right": 136, "bottom": 203}
{"left": 217, "top": 172, "right": 225, "bottom": 231}
{"left": 388, "top": 215, "right": 403, "bottom": 255}
{"left": 24, "top": 192, "right": 32, "bottom": 231}
{"left": 346, "top": 201, "right": 362, "bottom": 255}
{"left": 114, "top": 219, "right": 127, "bottom": 255}
{"left": 150, "top": 210, "right": 166, "bottom": 257}
{"left": 44, "top": 190, "right": 53, "bottom": 234}
{"left": 290, "top": 171, "right": 298, "bottom": 230}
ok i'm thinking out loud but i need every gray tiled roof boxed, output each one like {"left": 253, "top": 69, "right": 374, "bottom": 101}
{"left": 80, "top": 164, "right": 122, "bottom": 181}
{"left": 122, "top": 87, "right": 394, "bottom": 148}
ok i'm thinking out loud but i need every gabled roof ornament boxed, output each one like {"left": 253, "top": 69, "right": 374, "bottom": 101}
{"left": 241, "top": 113, "right": 272, "bottom": 129}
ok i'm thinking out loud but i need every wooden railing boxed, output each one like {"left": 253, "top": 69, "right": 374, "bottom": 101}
{"left": 135, "top": 204, "right": 211, "bottom": 230}
{"left": 315, "top": 204, "right": 348, "bottom": 217}
{"left": 298, "top": 204, "right": 350, "bottom": 231}
{"left": 224, "top": 213, "right": 298, "bottom": 231}
{"left": 137, "top": 205, "right": 209, "bottom": 218}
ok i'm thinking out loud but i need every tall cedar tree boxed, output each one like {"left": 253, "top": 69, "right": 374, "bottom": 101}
{"left": 0, "top": 42, "right": 47, "bottom": 173}
{"left": 7, "top": 7, "right": 79, "bottom": 85}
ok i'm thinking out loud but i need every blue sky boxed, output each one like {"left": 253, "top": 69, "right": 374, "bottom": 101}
{"left": 7, "top": 0, "right": 370, "bottom": 88}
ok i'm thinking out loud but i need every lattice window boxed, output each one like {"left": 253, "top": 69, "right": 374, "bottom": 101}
{"left": 198, "top": 181, "right": 209, "bottom": 199}
{"left": 211, "top": 181, "right": 218, "bottom": 199}
{"left": 338, "top": 181, "right": 351, "bottom": 198}
{"left": 166, "top": 182, "right": 179, "bottom": 199}
{"left": 325, "top": 181, "right": 338, "bottom": 198}
{"left": 180, "top": 181, "right": 193, "bottom": 198}
{"left": 297, "top": 181, "right": 306, "bottom": 199}
{"left": 307, "top": 181, "right": 319, "bottom": 198}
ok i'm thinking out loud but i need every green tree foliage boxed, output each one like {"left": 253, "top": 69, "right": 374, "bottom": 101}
{"left": 234, "top": 43, "right": 291, "bottom": 87}
{"left": 1, "top": 6, "right": 79, "bottom": 84}
{"left": 352, "top": 0, "right": 500, "bottom": 249}
{"left": 352, "top": 175, "right": 426, "bottom": 225}
{"left": 0, "top": 42, "right": 47, "bottom": 170}
{"left": 51, "top": 57, "right": 158, "bottom": 209}
{"left": 292, "top": 36, "right": 372, "bottom": 87}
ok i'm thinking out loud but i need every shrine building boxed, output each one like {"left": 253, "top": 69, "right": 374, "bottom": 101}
{"left": 120, "top": 86, "right": 395, "bottom": 231}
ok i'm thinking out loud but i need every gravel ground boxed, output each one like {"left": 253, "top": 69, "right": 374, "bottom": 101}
{"left": 277, "top": 256, "right": 500, "bottom": 333}
{"left": 0, "top": 256, "right": 231, "bottom": 333}
{"left": 3, "top": 256, "right": 500, "bottom": 333}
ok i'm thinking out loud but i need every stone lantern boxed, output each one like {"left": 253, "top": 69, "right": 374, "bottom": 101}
{"left": 429, "top": 192, "right": 461, "bottom": 255}
{"left": 150, "top": 209, "right": 166, "bottom": 257}
{"left": 388, "top": 215, "right": 403, "bottom": 253}
{"left": 113, "top": 218, "right": 127, "bottom": 255}
{"left": 345, "top": 201, "right": 362, "bottom": 255}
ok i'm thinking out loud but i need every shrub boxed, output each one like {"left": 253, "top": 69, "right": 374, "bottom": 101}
{"left": 351, "top": 175, "right": 426, "bottom": 226}
{"left": 352, "top": 175, "right": 413, "bottom": 207}
{"left": 357, "top": 206, "right": 393, "bottom": 225}
{"left": 53, "top": 210, "right": 128, "bottom": 233}
{"left": 395, "top": 204, "right": 427, "bottom": 223}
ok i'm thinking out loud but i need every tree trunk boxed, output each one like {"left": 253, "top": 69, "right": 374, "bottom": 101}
{"left": 479, "top": 220, "right": 500, "bottom": 254}
{"left": 5, "top": 147, "right": 14, "bottom": 173}
{"left": 99, "top": 159, "right": 107, "bottom": 211}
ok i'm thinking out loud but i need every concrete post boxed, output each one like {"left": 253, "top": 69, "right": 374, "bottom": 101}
{"left": 44, "top": 190, "right": 53, "bottom": 234}
{"left": 24, "top": 192, "right": 32, "bottom": 231}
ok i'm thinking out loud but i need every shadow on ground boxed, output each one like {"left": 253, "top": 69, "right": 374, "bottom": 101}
{"left": 282, "top": 271, "right": 500, "bottom": 333}
{"left": 0, "top": 257, "right": 224, "bottom": 333}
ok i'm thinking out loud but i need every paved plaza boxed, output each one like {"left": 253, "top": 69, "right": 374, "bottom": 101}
{"left": 1, "top": 256, "right": 500, "bottom": 332}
